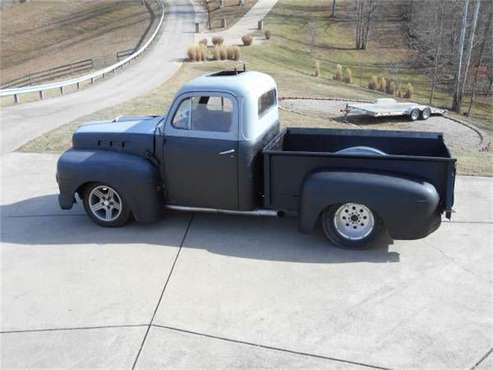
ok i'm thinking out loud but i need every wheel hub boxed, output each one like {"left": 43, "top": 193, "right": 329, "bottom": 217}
{"left": 333, "top": 203, "right": 375, "bottom": 241}
{"left": 88, "top": 185, "right": 122, "bottom": 222}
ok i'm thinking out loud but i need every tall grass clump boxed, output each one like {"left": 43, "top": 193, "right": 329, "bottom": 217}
{"left": 242, "top": 34, "right": 253, "bottom": 46}
{"left": 368, "top": 75, "right": 378, "bottom": 90}
{"left": 212, "top": 36, "right": 224, "bottom": 46}
{"left": 333, "top": 64, "right": 343, "bottom": 81}
{"left": 386, "top": 80, "right": 396, "bottom": 95}
{"left": 377, "top": 77, "right": 386, "bottom": 92}
{"left": 226, "top": 46, "right": 240, "bottom": 61}
{"left": 404, "top": 83, "right": 414, "bottom": 98}
{"left": 219, "top": 46, "right": 227, "bottom": 60}
{"left": 199, "top": 38, "right": 208, "bottom": 47}
{"left": 314, "top": 60, "right": 320, "bottom": 77}
{"left": 343, "top": 67, "right": 352, "bottom": 83}
{"left": 187, "top": 46, "right": 197, "bottom": 61}
{"left": 264, "top": 30, "right": 272, "bottom": 40}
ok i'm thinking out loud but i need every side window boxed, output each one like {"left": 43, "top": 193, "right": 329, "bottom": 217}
{"left": 190, "top": 96, "right": 233, "bottom": 133}
{"left": 258, "top": 89, "right": 277, "bottom": 117}
{"left": 172, "top": 98, "right": 191, "bottom": 129}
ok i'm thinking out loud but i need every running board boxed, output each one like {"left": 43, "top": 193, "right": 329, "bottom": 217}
{"left": 165, "top": 205, "right": 279, "bottom": 217}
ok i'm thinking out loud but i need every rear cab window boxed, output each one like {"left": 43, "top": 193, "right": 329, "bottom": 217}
{"left": 258, "top": 88, "right": 277, "bottom": 117}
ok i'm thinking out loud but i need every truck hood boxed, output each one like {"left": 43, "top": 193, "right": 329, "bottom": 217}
{"left": 73, "top": 115, "right": 164, "bottom": 158}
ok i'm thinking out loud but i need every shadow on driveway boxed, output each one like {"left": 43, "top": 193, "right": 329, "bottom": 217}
{"left": 1, "top": 194, "right": 400, "bottom": 264}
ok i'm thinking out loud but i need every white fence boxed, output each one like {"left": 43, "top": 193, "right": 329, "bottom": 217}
{"left": 0, "top": 0, "right": 166, "bottom": 103}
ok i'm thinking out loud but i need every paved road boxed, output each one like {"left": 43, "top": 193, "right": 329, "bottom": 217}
{"left": 1, "top": 152, "right": 492, "bottom": 369}
{"left": 195, "top": 0, "right": 280, "bottom": 45}
{"left": 0, "top": 0, "right": 195, "bottom": 154}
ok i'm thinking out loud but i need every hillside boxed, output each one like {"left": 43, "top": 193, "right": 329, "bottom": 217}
{"left": 0, "top": 0, "right": 160, "bottom": 85}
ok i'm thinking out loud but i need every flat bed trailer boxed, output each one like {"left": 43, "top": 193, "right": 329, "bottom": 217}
{"left": 344, "top": 98, "right": 447, "bottom": 121}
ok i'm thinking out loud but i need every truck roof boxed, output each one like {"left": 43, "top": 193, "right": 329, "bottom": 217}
{"left": 177, "top": 70, "right": 277, "bottom": 99}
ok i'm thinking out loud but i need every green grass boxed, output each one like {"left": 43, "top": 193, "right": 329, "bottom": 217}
{"left": 20, "top": 0, "right": 492, "bottom": 176}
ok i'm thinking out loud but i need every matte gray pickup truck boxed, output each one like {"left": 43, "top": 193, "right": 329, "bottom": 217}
{"left": 57, "top": 70, "right": 456, "bottom": 248}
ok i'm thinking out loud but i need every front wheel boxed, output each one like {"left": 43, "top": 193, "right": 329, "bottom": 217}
{"left": 321, "top": 202, "right": 383, "bottom": 249}
{"left": 83, "top": 183, "right": 131, "bottom": 227}
{"left": 409, "top": 108, "right": 420, "bottom": 121}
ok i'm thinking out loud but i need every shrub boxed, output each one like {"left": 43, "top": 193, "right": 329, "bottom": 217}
{"left": 198, "top": 46, "right": 207, "bottom": 61}
{"left": 212, "top": 46, "right": 221, "bottom": 60}
{"left": 368, "top": 75, "right": 378, "bottom": 90}
{"left": 199, "top": 38, "right": 208, "bottom": 47}
{"left": 187, "top": 46, "right": 197, "bottom": 61}
{"left": 212, "top": 36, "right": 224, "bottom": 46}
{"left": 343, "top": 67, "right": 352, "bottom": 84}
{"left": 226, "top": 46, "right": 240, "bottom": 61}
{"left": 404, "top": 83, "right": 414, "bottom": 98}
{"left": 314, "top": 60, "right": 320, "bottom": 77}
{"left": 265, "top": 30, "right": 272, "bottom": 40}
{"left": 377, "top": 77, "right": 386, "bottom": 92}
{"left": 242, "top": 34, "right": 253, "bottom": 46}
{"left": 333, "top": 64, "right": 343, "bottom": 81}
{"left": 219, "top": 46, "right": 227, "bottom": 60}
{"left": 386, "top": 80, "right": 396, "bottom": 95}
{"left": 397, "top": 84, "right": 403, "bottom": 97}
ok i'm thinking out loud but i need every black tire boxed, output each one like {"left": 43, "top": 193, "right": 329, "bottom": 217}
{"left": 420, "top": 107, "right": 431, "bottom": 120}
{"left": 83, "top": 183, "right": 131, "bottom": 227}
{"left": 409, "top": 108, "right": 420, "bottom": 121}
{"left": 321, "top": 203, "right": 384, "bottom": 249}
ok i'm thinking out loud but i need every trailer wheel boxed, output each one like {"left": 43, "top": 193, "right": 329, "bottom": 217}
{"left": 321, "top": 203, "right": 383, "bottom": 249}
{"left": 409, "top": 108, "right": 420, "bottom": 121}
{"left": 420, "top": 107, "right": 431, "bottom": 120}
{"left": 83, "top": 183, "right": 131, "bottom": 227}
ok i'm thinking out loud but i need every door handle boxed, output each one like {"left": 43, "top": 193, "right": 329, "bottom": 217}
{"left": 218, "top": 149, "right": 235, "bottom": 155}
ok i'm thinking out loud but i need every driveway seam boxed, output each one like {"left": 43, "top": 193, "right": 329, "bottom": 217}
{"left": 471, "top": 347, "right": 493, "bottom": 369}
{"left": 152, "top": 324, "right": 390, "bottom": 370}
{"left": 131, "top": 213, "right": 194, "bottom": 369}
{"left": 0, "top": 323, "right": 148, "bottom": 334}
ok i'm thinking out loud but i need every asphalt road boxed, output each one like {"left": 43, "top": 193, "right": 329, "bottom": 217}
{"left": 0, "top": 0, "right": 195, "bottom": 155}
{"left": 1, "top": 153, "right": 492, "bottom": 369}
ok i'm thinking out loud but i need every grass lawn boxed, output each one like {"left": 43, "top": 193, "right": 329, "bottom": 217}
{"left": 20, "top": 0, "right": 492, "bottom": 175}
{"left": 0, "top": 0, "right": 159, "bottom": 85}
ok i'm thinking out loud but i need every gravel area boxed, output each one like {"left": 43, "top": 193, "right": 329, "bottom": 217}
{"left": 281, "top": 99, "right": 482, "bottom": 152}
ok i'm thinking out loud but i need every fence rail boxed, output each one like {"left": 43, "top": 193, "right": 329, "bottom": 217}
{"left": 0, "top": 0, "right": 165, "bottom": 103}
{"left": 1, "top": 59, "right": 94, "bottom": 89}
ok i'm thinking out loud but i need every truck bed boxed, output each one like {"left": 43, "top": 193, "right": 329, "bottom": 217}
{"left": 263, "top": 128, "right": 456, "bottom": 213}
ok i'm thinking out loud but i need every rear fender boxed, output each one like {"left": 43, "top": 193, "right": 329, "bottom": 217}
{"left": 299, "top": 171, "right": 440, "bottom": 239}
{"left": 57, "top": 149, "right": 163, "bottom": 223}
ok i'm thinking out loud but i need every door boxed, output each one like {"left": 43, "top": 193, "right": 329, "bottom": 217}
{"left": 163, "top": 93, "right": 239, "bottom": 210}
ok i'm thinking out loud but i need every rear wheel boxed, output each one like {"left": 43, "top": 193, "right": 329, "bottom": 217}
{"left": 420, "top": 107, "right": 431, "bottom": 120}
{"left": 321, "top": 202, "right": 383, "bottom": 249}
{"left": 409, "top": 108, "right": 420, "bottom": 121}
{"left": 83, "top": 183, "right": 131, "bottom": 227}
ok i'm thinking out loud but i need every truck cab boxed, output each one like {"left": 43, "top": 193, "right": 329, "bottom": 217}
{"left": 155, "top": 70, "right": 279, "bottom": 211}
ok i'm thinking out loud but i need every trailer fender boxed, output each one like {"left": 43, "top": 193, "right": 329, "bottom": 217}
{"left": 57, "top": 149, "right": 163, "bottom": 223}
{"left": 299, "top": 171, "right": 440, "bottom": 239}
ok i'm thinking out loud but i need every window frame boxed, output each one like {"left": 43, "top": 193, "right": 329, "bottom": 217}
{"left": 165, "top": 91, "right": 239, "bottom": 140}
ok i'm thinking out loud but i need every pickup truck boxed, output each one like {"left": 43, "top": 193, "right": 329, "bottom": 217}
{"left": 57, "top": 70, "right": 456, "bottom": 249}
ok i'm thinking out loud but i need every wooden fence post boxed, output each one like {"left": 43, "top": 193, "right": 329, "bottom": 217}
{"left": 258, "top": 20, "right": 264, "bottom": 30}
{"left": 39, "top": 91, "right": 44, "bottom": 100}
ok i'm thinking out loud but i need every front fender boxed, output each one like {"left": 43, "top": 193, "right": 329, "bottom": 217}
{"left": 57, "top": 149, "right": 163, "bottom": 223}
{"left": 299, "top": 171, "right": 440, "bottom": 240}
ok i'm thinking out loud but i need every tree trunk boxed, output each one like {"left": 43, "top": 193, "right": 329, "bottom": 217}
{"left": 452, "top": 0, "right": 470, "bottom": 112}
{"left": 331, "top": 0, "right": 336, "bottom": 17}
{"left": 429, "top": 3, "right": 445, "bottom": 105}
{"left": 467, "top": 7, "right": 491, "bottom": 115}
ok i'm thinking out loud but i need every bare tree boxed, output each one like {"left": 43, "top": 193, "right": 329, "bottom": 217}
{"left": 429, "top": 2, "right": 446, "bottom": 104}
{"left": 355, "top": 0, "right": 376, "bottom": 50}
{"left": 467, "top": 8, "right": 492, "bottom": 114}
{"left": 331, "top": 0, "right": 336, "bottom": 17}
{"left": 453, "top": 0, "right": 481, "bottom": 113}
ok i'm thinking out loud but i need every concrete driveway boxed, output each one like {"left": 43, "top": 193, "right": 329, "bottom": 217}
{"left": 1, "top": 152, "right": 492, "bottom": 369}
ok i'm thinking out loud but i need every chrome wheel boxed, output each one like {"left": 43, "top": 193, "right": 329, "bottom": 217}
{"left": 410, "top": 109, "right": 419, "bottom": 121}
{"left": 421, "top": 107, "right": 431, "bottom": 120}
{"left": 333, "top": 203, "right": 375, "bottom": 241}
{"left": 88, "top": 185, "right": 122, "bottom": 222}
